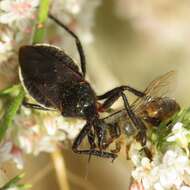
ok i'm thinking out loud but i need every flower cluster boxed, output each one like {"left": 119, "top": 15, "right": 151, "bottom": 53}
{"left": 129, "top": 119, "right": 190, "bottom": 189}
{"left": 0, "top": 105, "right": 85, "bottom": 169}
{"left": 0, "top": 0, "right": 39, "bottom": 84}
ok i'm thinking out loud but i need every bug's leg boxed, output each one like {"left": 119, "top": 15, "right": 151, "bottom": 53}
{"left": 98, "top": 86, "right": 146, "bottom": 144}
{"left": 72, "top": 122, "right": 117, "bottom": 159}
{"left": 120, "top": 92, "right": 146, "bottom": 145}
{"left": 87, "top": 130, "right": 96, "bottom": 149}
{"left": 23, "top": 101, "right": 53, "bottom": 111}
{"left": 120, "top": 92, "right": 152, "bottom": 159}
{"left": 98, "top": 86, "right": 144, "bottom": 100}
{"left": 97, "top": 86, "right": 144, "bottom": 112}
{"left": 87, "top": 130, "right": 96, "bottom": 162}
{"left": 49, "top": 14, "right": 86, "bottom": 77}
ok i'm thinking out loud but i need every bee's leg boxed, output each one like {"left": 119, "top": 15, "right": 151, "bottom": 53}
{"left": 111, "top": 141, "right": 122, "bottom": 154}
{"left": 22, "top": 101, "right": 53, "bottom": 111}
{"left": 72, "top": 122, "right": 117, "bottom": 160}
{"left": 49, "top": 14, "right": 86, "bottom": 77}
{"left": 97, "top": 85, "right": 144, "bottom": 112}
{"left": 102, "top": 123, "right": 121, "bottom": 149}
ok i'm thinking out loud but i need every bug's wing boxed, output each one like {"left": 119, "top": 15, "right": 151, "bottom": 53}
{"left": 132, "top": 71, "right": 176, "bottom": 112}
{"left": 19, "top": 44, "right": 83, "bottom": 109}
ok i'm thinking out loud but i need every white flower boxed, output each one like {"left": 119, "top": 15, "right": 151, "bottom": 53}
{"left": 11, "top": 109, "right": 85, "bottom": 157}
{"left": 64, "top": 0, "right": 85, "bottom": 15}
{"left": 167, "top": 122, "right": 190, "bottom": 155}
{"left": 10, "top": 145, "right": 24, "bottom": 169}
{"left": 0, "top": 27, "right": 14, "bottom": 64}
{"left": 0, "top": 141, "right": 13, "bottom": 163}
{"left": 0, "top": 141, "right": 24, "bottom": 169}
{"left": 129, "top": 180, "right": 144, "bottom": 190}
{"left": 128, "top": 141, "right": 142, "bottom": 166}
{"left": 154, "top": 183, "right": 164, "bottom": 190}
{"left": 181, "top": 186, "right": 190, "bottom": 190}
{"left": 131, "top": 146, "right": 190, "bottom": 190}
{"left": 0, "top": 0, "right": 39, "bottom": 27}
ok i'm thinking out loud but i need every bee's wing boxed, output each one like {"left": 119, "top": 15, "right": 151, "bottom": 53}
{"left": 143, "top": 70, "right": 176, "bottom": 97}
{"left": 132, "top": 71, "right": 176, "bottom": 112}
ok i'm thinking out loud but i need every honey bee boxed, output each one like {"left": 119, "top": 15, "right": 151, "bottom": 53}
{"left": 103, "top": 71, "right": 180, "bottom": 156}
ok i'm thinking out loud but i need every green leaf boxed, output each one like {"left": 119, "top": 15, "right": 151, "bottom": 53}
{"left": 0, "top": 86, "right": 25, "bottom": 141}
{"left": 0, "top": 85, "right": 20, "bottom": 97}
{"left": 0, "top": 173, "right": 31, "bottom": 190}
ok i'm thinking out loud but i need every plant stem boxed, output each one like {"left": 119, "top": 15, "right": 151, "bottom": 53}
{"left": 33, "top": 0, "right": 51, "bottom": 44}
{"left": 51, "top": 149, "right": 70, "bottom": 190}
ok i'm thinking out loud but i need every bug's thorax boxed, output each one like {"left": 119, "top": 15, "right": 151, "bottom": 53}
{"left": 61, "top": 81, "right": 98, "bottom": 119}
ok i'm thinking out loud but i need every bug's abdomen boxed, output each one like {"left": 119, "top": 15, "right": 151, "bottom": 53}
{"left": 19, "top": 44, "right": 84, "bottom": 110}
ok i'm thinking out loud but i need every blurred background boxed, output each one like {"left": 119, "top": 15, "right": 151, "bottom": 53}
{"left": 2, "top": 0, "right": 190, "bottom": 189}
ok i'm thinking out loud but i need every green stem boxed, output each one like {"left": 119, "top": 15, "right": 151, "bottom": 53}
{"left": 33, "top": 0, "right": 51, "bottom": 44}
{"left": 0, "top": 0, "right": 51, "bottom": 142}
{"left": 0, "top": 86, "right": 25, "bottom": 141}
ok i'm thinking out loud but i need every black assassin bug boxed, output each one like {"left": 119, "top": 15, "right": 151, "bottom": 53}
{"left": 18, "top": 14, "right": 146, "bottom": 159}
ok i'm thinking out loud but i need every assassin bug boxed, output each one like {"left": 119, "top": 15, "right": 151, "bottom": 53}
{"left": 18, "top": 14, "right": 145, "bottom": 159}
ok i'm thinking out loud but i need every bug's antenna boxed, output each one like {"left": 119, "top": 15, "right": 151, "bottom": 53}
{"left": 48, "top": 13, "right": 86, "bottom": 77}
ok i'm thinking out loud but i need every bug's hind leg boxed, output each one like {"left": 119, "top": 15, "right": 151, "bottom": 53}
{"left": 49, "top": 14, "right": 86, "bottom": 77}
{"left": 22, "top": 101, "right": 53, "bottom": 111}
{"left": 120, "top": 92, "right": 147, "bottom": 145}
{"left": 72, "top": 122, "right": 117, "bottom": 160}
{"left": 121, "top": 92, "right": 152, "bottom": 159}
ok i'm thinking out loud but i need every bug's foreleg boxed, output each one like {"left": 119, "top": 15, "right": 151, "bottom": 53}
{"left": 72, "top": 122, "right": 117, "bottom": 159}
{"left": 98, "top": 85, "right": 144, "bottom": 100}
{"left": 97, "top": 85, "right": 144, "bottom": 112}
{"left": 87, "top": 130, "right": 96, "bottom": 150}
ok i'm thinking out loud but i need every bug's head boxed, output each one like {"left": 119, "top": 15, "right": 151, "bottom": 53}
{"left": 75, "top": 83, "right": 98, "bottom": 119}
